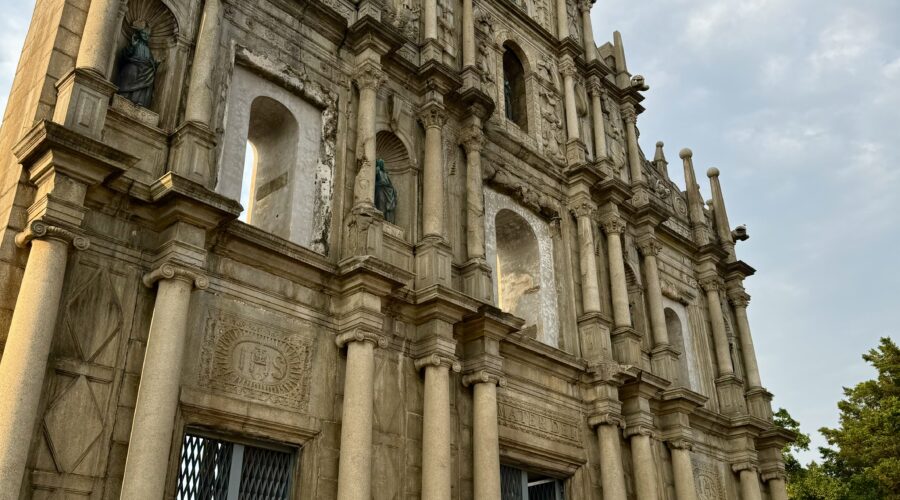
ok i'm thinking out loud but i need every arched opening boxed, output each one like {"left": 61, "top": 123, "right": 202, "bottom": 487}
{"left": 495, "top": 209, "right": 542, "bottom": 336}
{"left": 665, "top": 307, "right": 692, "bottom": 387}
{"left": 503, "top": 44, "right": 528, "bottom": 130}
{"left": 376, "top": 131, "right": 417, "bottom": 241}
{"left": 240, "top": 96, "right": 300, "bottom": 240}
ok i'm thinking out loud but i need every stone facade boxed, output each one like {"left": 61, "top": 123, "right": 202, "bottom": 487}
{"left": 0, "top": 0, "right": 793, "bottom": 499}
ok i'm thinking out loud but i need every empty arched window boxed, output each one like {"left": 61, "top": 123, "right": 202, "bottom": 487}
{"left": 665, "top": 307, "right": 692, "bottom": 387}
{"left": 495, "top": 209, "right": 542, "bottom": 335}
{"left": 503, "top": 45, "right": 528, "bottom": 129}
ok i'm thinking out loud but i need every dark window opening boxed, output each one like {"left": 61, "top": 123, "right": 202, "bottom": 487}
{"left": 176, "top": 432, "right": 295, "bottom": 499}
{"left": 503, "top": 46, "right": 528, "bottom": 129}
{"left": 501, "top": 465, "right": 565, "bottom": 500}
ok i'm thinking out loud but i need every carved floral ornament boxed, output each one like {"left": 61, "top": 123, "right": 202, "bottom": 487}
{"left": 15, "top": 220, "right": 90, "bottom": 250}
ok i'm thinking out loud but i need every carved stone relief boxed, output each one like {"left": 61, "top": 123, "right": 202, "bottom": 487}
{"left": 384, "top": 0, "right": 421, "bottom": 40}
{"left": 438, "top": 0, "right": 456, "bottom": 59}
{"left": 693, "top": 460, "right": 726, "bottom": 500}
{"left": 199, "top": 309, "right": 314, "bottom": 411}
{"left": 539, "top": 88, "right": 565, "bottom": 164}
{"left": 497, "top": 394, "right": 580, "bottom": 445}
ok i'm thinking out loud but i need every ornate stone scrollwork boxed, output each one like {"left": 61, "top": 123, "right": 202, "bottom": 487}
{"left": 569, "top": 201, "right": 597, "bottom": 220}
{"left": 142, "top": 263, "right": 209, "bottom": 289}
{"left": 414, "top": 353, "right": 462, "bottom": 373}
{"left": 335, "top": 328, "right": 389, "bottom": 349}
{"left": 637, "top": 239, "right": 663, "bottom": 257}
{"left": 600, "top": 215, "right": 627, "bottom": 234}
{"left": 587, "top": 412, "right": 626, "bottom": 429}
{"left": 419, "top": 103, "right": 447, "bottom": 129}
{"left": 353, "top": 62, "right": 386, "bottom": 91}
{"left": 461, "top": 370, "right": 507, "bottom": 387}
{"left": 15, "top": 221, "right": 90, "bottom": 250}
{"left": 727, "top": 289, "right": 751, "bottom": 308}
{"left": 459, "top": 126, "right": 485, "bottom": 154}
{"left": 621, "top": 103, "right": 637, "bottom": 124}
{"left": 699, "top": 277, "right": 724, "bottom": 293}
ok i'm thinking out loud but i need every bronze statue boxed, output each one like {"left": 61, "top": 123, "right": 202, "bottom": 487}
{"left": 116, "top": 25, "right": 158, "bottom": 108}
{"left": 375, "top": 159, "right": 398, "bottom": 224}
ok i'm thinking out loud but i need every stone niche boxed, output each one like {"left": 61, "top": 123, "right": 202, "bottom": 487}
{"left": 218, "top": 59, "right": 336, "bottom": 254}
{"left": 484, "top": 188, "right": 559, "bottom": 347}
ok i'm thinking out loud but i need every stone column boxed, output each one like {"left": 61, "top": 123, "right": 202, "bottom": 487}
{"left": 627, "top": 427, "right": 660, "bottom": 500}
{"left": 700, "top": 277, "right": 734, "bottom": 376}
{"left": 601, "top": 215, "right": 631, "bottom": 329}
{"left": 637, "top": 238, "right": 668, "bottom": 347}
{"left": 561, "top": 59, "right": 580, "bottom": 142}
{"left": 461, "top": 0, "right": 475, "bottom": 69}
{"left": 119, "top": 264, "right": 207, "bottom": 500}
{"left": 76, "top": 0, "right": 123, "bottom": 76}
{"left": 588, "top": 78, "right": 609, "bottom": 161}
{"left": 335, "top": 331, "right": 388, "bottom": 500}
{"left": 184, "top": 0, "right": 223, "bottom": 126}
{"left": 572, "top": 203, "right": 601, "bottom": 314}
{"left": 734, "top": 464, "right": 763, "bottom": 500}
{"left": 622, "top": 103, "right": 645, "bottom": 186}
{"left": 594, "top": 417, "right": 628, "bottom": 500}
{"left": 579, "top": 0, "right": 597, "bottom": 61}
{"left": 669, "top": 441, "right": 699, "bottom": 500}
{"left": 0, "top": 225, "right": 88, "bottom": 498}
{"left": 556, "top": 0, "right": 569, "bottom": 39}
{"left": 462, "top": 127, "right": 486, "bottom": 261}
{"left": 463, "top": 372, "right": 505, "bottom": 500}
{"left": 421, "top": 103, "right": 447, "bottom": 239}
{"left": 764, "top": 472, "right": 789, "bottom": 500}
{"left": 416, "top": 354, "right": 461, "bottom": 500}
{"left": 728, "top": 289, "right": 762, "bottom": 389}
{"left": 424, "top": 0, "right": 438, "bottom": 40}
{"left": 353, "top": 62, "right": 385, "bottom": 209}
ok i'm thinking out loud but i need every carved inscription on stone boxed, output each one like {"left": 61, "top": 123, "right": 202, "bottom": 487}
{"left": 693, "top": 461, "right": 726, "bottom": 500}
{"left": 497, "top": 395, "right": 580, "bottom": 445}
{"left": 200, "top": 309, "right": 313, "bottom": 411}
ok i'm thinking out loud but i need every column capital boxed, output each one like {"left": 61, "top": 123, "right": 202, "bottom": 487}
{"left": 353, "top": 61, "right": 386, "bottom": 91}
{"left": 559, "top": 57, "right": 578, "bottom": 78}
{"left": 415, "top": 353, "right": 462, "bottom": 372}
{"left": 459, "top": 126, "right": 485, "bottom": 154}
{"left": 728, "top": 289, "right": 751, "bottom": 308}
{"left": 600, "top": 214, "right": 627, "bottom": 234}
{"left": 732, "top": 461, "right": 758, "bottom": 474}
{"left": 462, "top": 370, "right": 507, "bottom": 387}
{"left": 587, "top": 75, "right": 604, "bottom": 96}
{"left": 15, "top": 220, "right": 90, "bottom": 250}
{"left": 588, "top": 412, "right": 626, "bottom": 429}
{"left": 569, "top": 200, "right": 597, "bottom": 220}
{"left": 624, "top": 424, "right": 658, "bottom": 439}
{"left": 637, "top": 238, "right": 662, "bottom": 257}
{"left": 336, "top": 328, "right": 389, "bottom": 349}
{"left": 667, "top": 439, "right": 694, "bottom": 451}
{"left": 621, "top": 102, "right": 637, "bottom": 124}
{"left": 419, "top": 102, "right": 448, "bottom": 129}
{"left": 577, "top": 0, "right": 595, "bottom": 13}
{"left": 699, "top": 276, "right": 723, "bottom": 293}
{"left": 760, "top": 470, "right": 787, "bottom": 482}
{"left": 142, "top": 263, "right": 209, "bottom": 290}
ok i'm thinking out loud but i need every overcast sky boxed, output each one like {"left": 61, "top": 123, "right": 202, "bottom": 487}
{"left": 0, "top": 0, "right": 896, "bottom": 466}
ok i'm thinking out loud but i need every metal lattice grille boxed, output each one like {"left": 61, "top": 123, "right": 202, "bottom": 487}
{"left": 501, "top": 465, "right": 525, "bottom": 500}
{"left": 239, "top": 446, "right": 293, "bottom": 499}
{"left": 176, "top": 434, "right": 233, "bottom": 500}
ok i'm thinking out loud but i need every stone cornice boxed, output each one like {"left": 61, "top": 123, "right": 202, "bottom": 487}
{"left": 148, "top": 173, "right": 242, "bottom": 231}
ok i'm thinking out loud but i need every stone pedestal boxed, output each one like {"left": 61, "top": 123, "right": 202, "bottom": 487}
{"left": 52, "top": 69, "right": 116, "bottom": 140}
{"left": 415, "top": 236, "right": 453, "bottom": 289}
{"left": 461, "top": 259, "right": 493, "bottom": 304}
{"left": 715, "top": 375, "right": 747, "bottom": 416}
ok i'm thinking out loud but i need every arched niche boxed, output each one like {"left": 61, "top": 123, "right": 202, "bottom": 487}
{"left": 663, "top": 300, "right": 701, "bottom": 391}
{"left": 502, "top": 42, "right": 529, "bottom": 131}
{"left": 376, "top": 131, "right": 418, "bottom": 241}
{"left": 113, "top": 0, "right": 186, "bottom": 129}
{"left": 575, "top": 82, "right": 593, "bottom": 160}
{"left": 484, "top": 189, "right": 559, "bottom": 347}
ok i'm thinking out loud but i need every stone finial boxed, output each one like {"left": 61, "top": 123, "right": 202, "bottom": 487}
{"left": 679, "top": 147, "right": 693, "bottom": 159}
{"left": 707, "top": 166, "right": 720, "bottom": 178}
{"left": 654, "top": 142, "right": 666, "bottom": 162}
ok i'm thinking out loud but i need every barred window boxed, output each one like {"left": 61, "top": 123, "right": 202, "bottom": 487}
{"left": 501, "top": 465, "right": 565, "bottom": 500}
{"left": 176, "top": 432, "right": 295, "bottom": 500}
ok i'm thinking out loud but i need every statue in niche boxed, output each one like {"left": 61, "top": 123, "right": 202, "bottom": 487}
{"left": 374, "top": 159, "right": 398, "bottom": 224}
{"left": 115, "top": 22, "right": 159, "bottom": 108}
{"left": 504, "top": 79, "right": 514, "bottom": 121}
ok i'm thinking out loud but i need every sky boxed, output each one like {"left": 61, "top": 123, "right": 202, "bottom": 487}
{"left": 0, "top": 0, "right": 896, "bottom": 466}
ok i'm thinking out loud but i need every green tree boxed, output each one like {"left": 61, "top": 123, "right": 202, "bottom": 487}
{"left": 818, "top": 337, "right": 900, "bottom": 499}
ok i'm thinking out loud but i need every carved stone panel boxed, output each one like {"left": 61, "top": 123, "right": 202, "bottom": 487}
{"left": 199, "top": 309, "right": 314, "bottom": 411}
{"left": 693, "top": 460, "right": 726, "bottom": 500}
{"left": 497, "top": 395, "right": 580, "bottom": 446}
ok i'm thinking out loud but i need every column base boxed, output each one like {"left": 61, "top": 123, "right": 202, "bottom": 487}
{"left": 53, "top": 68, "right": 117, "bottom": 140}
{"left": 715, "top": 375, "right": 747, "bottom": 416}
{"left": 578, "top": 312, "right": 613, "bottom": 364}
{"left": 746, "top": 386, "right": 774, "bottom": 421}
{"left": 415, "top": 235, "right": 453, "bottom": 289}
{"left": 461, "top": 258, "right": 493, "bottom": 304}
{"left": 611, "top": 326, "right": 642, "bottom": 365}
{"left": 346, "top": 204, "right": 384, "bottom": 258}
{"left": 170, "top": 121, "right": 217, "bottom": 187}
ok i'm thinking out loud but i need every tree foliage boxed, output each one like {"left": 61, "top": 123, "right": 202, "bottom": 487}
{"left": 780, "top": 337, "right": 900, "bottom": 500}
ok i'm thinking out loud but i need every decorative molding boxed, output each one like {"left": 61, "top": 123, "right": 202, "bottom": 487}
{"left": 142, "top": 263, "right": 209, "bottom": 289}
{"left": 198, "top": 309, "right": 314, "bottom": 412}
{"left": 15, "top": 221, "right": 90, "bottom": 250}
{"left": 335, "top": 329, "right": 389, "bottom": 349}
